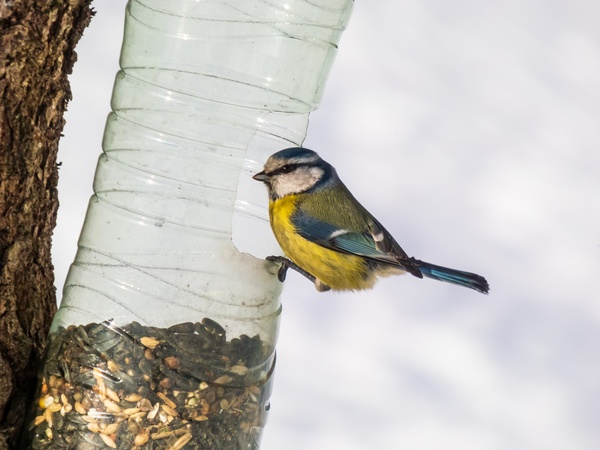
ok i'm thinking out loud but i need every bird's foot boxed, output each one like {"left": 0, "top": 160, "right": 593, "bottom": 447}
{"left": 266, "top": 256, "right": 293, "bottom": 282}
{"left": 265, "top": 256, "right": 330, "bottom": 291}
{"left": 266, "top": 256, "right": 316, "bottom": 283}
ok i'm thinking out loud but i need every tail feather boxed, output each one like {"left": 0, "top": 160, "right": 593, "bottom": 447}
{"left": 411, "top": 258, "right": 489, "bottom": 294}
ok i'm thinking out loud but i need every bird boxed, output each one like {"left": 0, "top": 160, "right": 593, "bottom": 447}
{"left": 252, "top": 147, "right": 489, "bottom": 294}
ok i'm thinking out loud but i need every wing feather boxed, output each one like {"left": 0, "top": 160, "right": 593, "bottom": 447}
{"left": 291, "top": 210, "right": 422, "bottom": 277}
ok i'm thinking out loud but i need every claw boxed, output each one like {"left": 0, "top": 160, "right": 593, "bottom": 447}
{"left": 265, "top": 256, "right": 321, "bottom": 287}
{"left": 266, "top": 256, "right": 289, "bottom": 282}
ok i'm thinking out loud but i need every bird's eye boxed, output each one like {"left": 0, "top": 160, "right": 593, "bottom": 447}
{"left": 280, "top": 164, "right": 294, "bottom": 174}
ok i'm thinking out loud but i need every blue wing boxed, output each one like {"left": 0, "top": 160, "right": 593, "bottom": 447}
{"left": 291, "top": 210, "right": 422, "bottom": 277}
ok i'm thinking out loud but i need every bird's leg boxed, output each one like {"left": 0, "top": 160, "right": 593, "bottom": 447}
{"left": 265, "top": 256, "right": 322, "bottom": 285}
{"left": 266, "top": 256, "right": 332, "bottom": 291}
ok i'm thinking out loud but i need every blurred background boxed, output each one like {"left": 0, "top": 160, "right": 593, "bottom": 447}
{"left": 53, "top": 2, "right": 600, "bottom": 449}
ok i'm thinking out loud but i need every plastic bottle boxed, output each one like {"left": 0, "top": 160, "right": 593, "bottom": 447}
{"left": 23, "top": 0, "right": 353, "bottom": 448}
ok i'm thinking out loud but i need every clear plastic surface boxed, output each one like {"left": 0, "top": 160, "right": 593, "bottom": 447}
{"left": 23, "top": 0, "right": 353, "bottom": 448}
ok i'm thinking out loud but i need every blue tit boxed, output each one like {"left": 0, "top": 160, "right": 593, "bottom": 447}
{"left": 252, "top": 147, "right": 489, "bottom": 294}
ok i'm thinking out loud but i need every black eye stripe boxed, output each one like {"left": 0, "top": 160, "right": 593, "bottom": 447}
{"left": 272, "top": 163, "right": 299, "bottom": 175}
{"left": 266, "top": 161, "right": 322, "bottom": 177}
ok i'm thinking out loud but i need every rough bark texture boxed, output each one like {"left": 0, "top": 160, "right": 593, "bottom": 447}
{"left": 0, "top": 1, "right": 94, "bottom": 447}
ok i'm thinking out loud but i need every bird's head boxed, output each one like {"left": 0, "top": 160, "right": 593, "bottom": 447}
{"left": 253, "top": 147, "right": 334, "bottom": 199}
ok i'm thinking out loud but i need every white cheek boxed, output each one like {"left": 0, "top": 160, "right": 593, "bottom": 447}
{"left": 307, "top": 166, "right": 324, "bottom": 181}
{"left": 274, "top": 176, "right": 310, "bottom": 197}
{"left": 274, "top": 167, "right": 324, "bottom": 197}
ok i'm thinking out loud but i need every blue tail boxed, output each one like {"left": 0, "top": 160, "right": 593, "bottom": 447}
{"left": 412, "top": 258, "right": 489, "bottom": 294}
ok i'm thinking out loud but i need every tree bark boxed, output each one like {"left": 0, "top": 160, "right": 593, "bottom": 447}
{"left": 0, "top": 0, "right": 94, "bottom": 447}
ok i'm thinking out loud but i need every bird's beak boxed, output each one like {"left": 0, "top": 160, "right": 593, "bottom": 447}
{"left": 252, "top": 171, "right": 269, "bottom": 182}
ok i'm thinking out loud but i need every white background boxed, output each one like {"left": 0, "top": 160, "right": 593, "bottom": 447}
{"left": 54, "top": 2, "right": 600, "bottom": 449}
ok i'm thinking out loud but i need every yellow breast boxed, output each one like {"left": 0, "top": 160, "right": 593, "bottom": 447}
{"left": 268, "top": 195, "right": 377, "bottom": 291}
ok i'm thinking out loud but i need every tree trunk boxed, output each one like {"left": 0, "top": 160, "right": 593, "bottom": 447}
{"left": 0, "top": 0, "right": 94, "bottom": 447}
